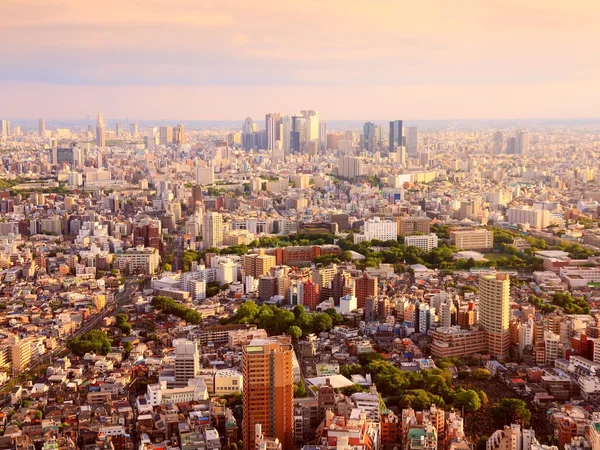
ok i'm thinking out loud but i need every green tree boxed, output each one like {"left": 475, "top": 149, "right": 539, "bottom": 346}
{"left": 312, "top": 313, "right": 333, "bottom": 333}
{"left": 471, "top": 368, "right": 491, "bottom": 380}
{"left": 454, "top": 389, "right": 482, "bottom": 412}
{"left": 288, "top": 325, "right": 302, "bottom": 339}
{"left": 123, "top": 341, "right": 133, "bottom": 358}
{"left": 492, "top": 398, "right": 531, "bottom": 427}
{"left": 294, "top": 379, "right": 307, "bottom": 398}
{"left": 35, "top": 410, "right": 43, "bottom": 420}
{"left": 162, "top": 263, "right": 173, "bottom": 272}
{"left": 67, "top": 330, "right": 111, "bottom": 356}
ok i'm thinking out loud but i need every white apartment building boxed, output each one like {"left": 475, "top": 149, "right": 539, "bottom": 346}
{"left": 363, "top": 217, "right": 398, "bottom": 242}
{"left": 203, "top": 212, "right": 224, "bottom": 248}
{"left": 507, "top": 207, "right": 550, "bottom": 229}
{"left": 117, "top": 246, "right": 160, "bottom": 275}
{"left": 190, "top": 280, "right": 206, "bottom": 302}
{"left": 405, "top": 233, "right": 439, "bottom": 252}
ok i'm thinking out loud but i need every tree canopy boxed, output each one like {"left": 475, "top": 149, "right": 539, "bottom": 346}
{"left": 68, "top": 330, "right": 111, "bottom": 357}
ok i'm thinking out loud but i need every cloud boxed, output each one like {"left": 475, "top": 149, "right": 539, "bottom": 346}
{"left": 1, "top": 0, "right": 600, "bottom": 118}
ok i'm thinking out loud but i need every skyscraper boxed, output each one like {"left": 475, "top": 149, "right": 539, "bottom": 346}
{"left": 39, "top": 118, "right": 46, "bottom": 137}
{"left": 282, "top": 115, "right": 291, "bottom": 156}
{"left": 203, "top": 212, "right": 223, "bottom": 248}
{"left": 292, "top": 115, "right": 306, "bottom": 152}
{"left": 363, "top": 122, "right": 376, "bottom": 152}
{"left": 479, "top": 274, "right": 510, "bottom": 359}
{"left": 407, "top": 126, "right": 419, "bottom": 156}
{"left": 173, "top": 124, "right": 186, "bottom": 145}
{"left": 515, "top": 129, "right": 529, "bottom": 155}
{"left": 389, "top": 120, "right": 403, "bottom": 152}
{"left": 0, "top": 120, "right": 10, "bottom": 137}
{"left": 96, "top": 110, "right": 106, "bottom": 147}
{"left": 130, "top": 123, "right": 138, "bottom": 136}
{"left": 265, "top": 113, "right": 282, "bottom": 150}
{"left": 242, "top": 117, "right": 254, "bottom": 150}
{"left": 301, "top": 110, "right": 319, "bottom": 144}
{"left": 493, "top": 131, "right": 504, "bottom": 154}
{"left": 319, "top": 120, "right": 327, "bottom": 153}
{"left": 242, "top": 336, "right": 294, "bottom": 450}
{"left": 159, "top": 126, "right": 173, "bottom": 145}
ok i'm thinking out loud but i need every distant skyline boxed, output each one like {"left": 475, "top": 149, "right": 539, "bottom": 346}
{"left": 2, "top": 0, "right": 600, "bottom": 120}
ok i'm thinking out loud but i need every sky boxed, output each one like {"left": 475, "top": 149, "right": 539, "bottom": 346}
{"left": 2, "top": 0, "right": 600, "bottom": 121}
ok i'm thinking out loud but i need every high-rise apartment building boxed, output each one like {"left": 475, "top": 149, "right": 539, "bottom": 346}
{"left": 203, "top": 212, "right": 224, "bottom": 248}
{"left": 242, "top": 336, "right": 294, "bottom": 450}
{"left": 389, "top": 120, "right": 403, "bottom": 152}
{"left": 479, "top": 274, "right": 511, "bottom": 359}
{"left": 39, "top": 118, "right": 46, "bottom": 137}
{"left": 355, "top": 273, "right": 378, "bottom": 309}
{"left": 174, "top": 339, "right": 200, "bottom": 386}
{"left": 95, "top": 110, "right": 106, "bottom": 147}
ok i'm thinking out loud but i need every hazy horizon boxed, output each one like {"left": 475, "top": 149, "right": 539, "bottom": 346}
{"left": 2, "top": 0, "right": 600, "bottom": 120}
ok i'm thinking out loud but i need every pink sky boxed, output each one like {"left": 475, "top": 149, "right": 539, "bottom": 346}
{"left": 2, "top": 0, "right": 600, "bottom": 120}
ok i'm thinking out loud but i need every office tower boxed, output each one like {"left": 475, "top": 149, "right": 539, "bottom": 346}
{"left": 242, "top": 336, "right": 294, "bottom": 450}
{"left": 282, "top": 115, "right": 291, "bottom": 156}
{"left": 319, "top": 120, "right": 327, "bottom": 152}
{"left": 479, "top": 274, "right": 510, "bottom": 359}
{"left": 493, "top": 131, "right": 504, "bottom": 154}
{"left": 265, "top": 113, "right": 282, "bottom": 150}
{"left": 363, "top": 122, "right": 377, "bottom": 152}
{"left": 389, "top": 120, "right": 403, "bottom": 152}
{"left": 406, "top": 126, "right": 418, "bottom": 156}
{"left": 515, "top": 129, "right": 529, "bottom": 155}
{"left": 506, "top": 136, "right": 516, "bottom": 154}
{"left": 130, "top": 122, "right": 138, "bottom": 136}
{"left": 96, "top": 110, "right": 106, "bottom": 147}
{"left": 292, "top": 115, "right": 306, "bottom": 152}
{"left": 355, "top": 273, "right": 378, "bottom": 309}
{"left": 39, "top": 118, "right": 46, "bottom": 137}
{"left": 302, "top": 110, "right": 319, "bottom": 144}
{"left": 115, "top": 122, "right": 123, "bottom": 136}
{"left": 173, "top": 124, "right": 186, "bottom": 145}
{"left": 159, "top": 126, "right": 173, "bottom": 145}
{"left": 174, "top": 339, "right": 200, "bottom": 386}
{"left": 52, "top": 143, "right": 77, "bottom": 166}
{"left": 242, "top": 117, "right": 254, "bottom": 150}
{"left": 203, "top": 212, "right": 224, "bottom": 248}
{"left": 0, "top": 120, "right": 10, "bottom": 137}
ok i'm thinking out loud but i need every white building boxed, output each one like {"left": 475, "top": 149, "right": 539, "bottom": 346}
{"left": 359, "top": 217, "right": 398, "bottom": 242}
{"left": 203, "top": 212, "right": 224, "bottom": 248}
{"left": 218, "top": 258, "right": 238, "bottom": 285}
{"left": 214, "top": 369, "right": 243, "bottom": 396}
{"left": 337, "top": 294, "right": 358, "bottom": 315}
{"left": 405, "top": 233, "right": 439, "bottom": 252}
{"left": 507, "top": 207, "right": 550, "bottom": 229}
{"left": 144, "top": 378, "right": 208, "bottom": 406}
{"left": 196, "top": 166, "right": 215, "bottom": 185}
{"left": 559, "top": 266, "right": 600, "bottom": 287}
